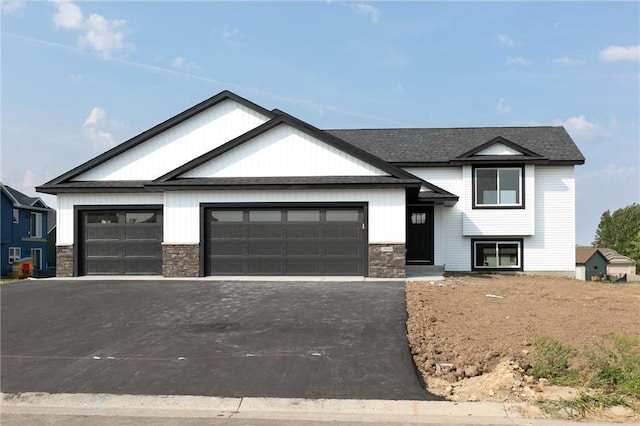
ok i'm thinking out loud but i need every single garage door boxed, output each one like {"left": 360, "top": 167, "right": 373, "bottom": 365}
{"left": 205, "top": 207, "right": 366, "bottom": 276}
{"left": 79, "top": 209, "right": 163, "bottom": 275}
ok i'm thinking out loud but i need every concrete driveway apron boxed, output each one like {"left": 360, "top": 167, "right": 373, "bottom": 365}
{"left": 1, "top": 280, "right": 440, "bottom": 400}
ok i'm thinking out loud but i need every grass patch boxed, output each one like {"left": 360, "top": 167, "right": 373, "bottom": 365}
{"left": 533, "top": 334, "right": 640, "bottom": 418}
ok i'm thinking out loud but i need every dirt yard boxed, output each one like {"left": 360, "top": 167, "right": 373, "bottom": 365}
{"left": 406, "top": 274, "right": 640, "bottom": 420}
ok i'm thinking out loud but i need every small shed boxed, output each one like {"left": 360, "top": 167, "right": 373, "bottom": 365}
{"left": 575, "top": 247, "right": 608, "bottom": 281}
{"left": 599, "top": 248, "right": 637, "bottom": 277}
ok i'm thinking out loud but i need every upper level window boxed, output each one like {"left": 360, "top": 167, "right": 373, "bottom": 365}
{"left": 474, "top": 167, "right": 522, "bottom": 207}
{"left": 30, "top": 212, "right": 43, "bottom": 238}
{"left": 13, "top": 209, "right": 19, "bottom": 223}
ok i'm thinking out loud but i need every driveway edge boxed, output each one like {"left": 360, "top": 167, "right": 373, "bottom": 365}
{"left": 1, "top": 392, "right": 534, "bottom": 424}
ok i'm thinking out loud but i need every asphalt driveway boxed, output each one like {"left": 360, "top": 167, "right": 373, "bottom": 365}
{"left": 1, "top": 279, "right": 439, "bottom": 400}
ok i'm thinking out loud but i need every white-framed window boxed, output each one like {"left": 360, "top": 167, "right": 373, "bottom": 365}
{"left": 30, "top": 212, "right": 43, "bottom": 238}
{"left": 474, "top": 167, "right": 522, "bottom": 207}
{"left": 31, "top": 248, "right": 42, "bottom": 270}
{"left": 13, "top": 208, "right": 19, "bottom": 223}
{"left": 473, "top": 240, "right": 522, "bottom": 270}
{"left": 8, "top": 247, "right": 21, "bottom": 263}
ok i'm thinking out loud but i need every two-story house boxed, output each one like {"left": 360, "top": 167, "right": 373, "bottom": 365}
{"left": 1, "top": 183, "right": 52, "bottom": 276}
{"left": 37, "top": 91, "right": 585, "bottom": 278}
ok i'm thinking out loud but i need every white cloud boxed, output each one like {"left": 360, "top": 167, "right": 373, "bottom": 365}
{"left": 222, "top": 25, "right": 239, "bottom": 42}
{"left": 599, "top": 45, "right": 640, "bottom": 62}
{"left": 52, "top": 0, "right": 83, "bottom": 29}
{"left": 171, "top": 56, "right": 202, "bottom": 72}
{"left": 51, "top": 1, "right": 132, "bottom": 57}
{"left": 83, "top": 107, "right": 115, "bottom": 149}
{"left": 506, "top": 56, "right": 532, "bottom": 66}
{"left": 2, "top": 0, "right": 25, "bottom": 15}
{"left": 352, "top": 3, "right": 380, "bottom": 24}
{"left": 496, "top": 98, "right": 511, "bottom": 114}
{"left": 552, "top": 56, "right": 585, "bottom": 66}
{"left": 554, "top": 115, "right": 601, "bottom": 139}
{"left": 498, "top": 34, "right": 516, "bottom": 47}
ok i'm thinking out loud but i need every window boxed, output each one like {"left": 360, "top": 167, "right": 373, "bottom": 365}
{"left": 126, "top": 212, "right": 157, "bottom": 223}
{"left": 86, "top": 212, "right": 119, "bottom": 224}
{"left": 326, "top": 210, "right": 359, "bottom": 221}
{"left": 29, "top": 212, "right": 43, "bottom": 238}
{"left": 249, "top": 211, "right": 281, "bottom": 222}
{"left": 411, "top": 212, "right": 427, "bottom": 225}
{"left": 474, "top": 167, "right": 522, "bottom": 207}
{"left": 13, "top": 209, "right": 19, "bottom": 223}
{"left": 8, "top": 247, "right": 21, "bottom": 263}
{"left": 287, "top": 210, "right": 320, "bottom": 221}
{"left": 473, "top": 240, "right": 521, "bottom": 270}
{"left": 210, "top": 211, "right": 243, "bottom": 222}
{"left": 32, "top": 248, "right": 42, "bottom": 270}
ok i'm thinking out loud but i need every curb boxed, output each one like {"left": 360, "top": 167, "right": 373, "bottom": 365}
{"left": 1, "top": 392, "right": 530, "bottom": 423}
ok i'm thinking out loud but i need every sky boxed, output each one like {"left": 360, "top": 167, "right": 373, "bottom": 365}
{"left": 1, "top": 1, "right": 639, "bottom": 246}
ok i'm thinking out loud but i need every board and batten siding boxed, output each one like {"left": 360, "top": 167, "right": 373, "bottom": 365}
{"left": 73, "top": 100, "right": 270, "bottom": 181}
{"left": 182, "top": 125, "right": 388, "bottom": 178}
{"left": 57, "top": 193, "right": 164, "bottom": 245}
{"left": 462, "top": 165, "right": 535, "bottom": 236}
{"left": 523, "top": 166, "right": 575, "bottom": 272}
{"left": 164, "top": 189, "right": 405, "bottom": 245}
{"left": 405, "top": 167, "right": 469, "bottom": 270}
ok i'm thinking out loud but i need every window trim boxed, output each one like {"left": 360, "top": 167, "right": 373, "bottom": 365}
{"left": 13, "top": 209, "right": 19, "bottom": 223}
{"left": 471, "top": 239, "right": 523, "bottom": 271}
{"left": 8, "top": 247, "right": 21, "bottom": 263}
{"left": 472, "top": 165, "right": 525, "bottom": 209}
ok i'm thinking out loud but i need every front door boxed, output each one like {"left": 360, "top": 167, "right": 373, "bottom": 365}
{"left": 406, "top": 206, "right": 434, "bottom": 264}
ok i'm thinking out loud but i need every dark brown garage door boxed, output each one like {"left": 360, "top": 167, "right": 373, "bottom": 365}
{"left": 205, "top": 207, "right": 366, "bottom": 276}
{"left": 79, "top": 209, "right": 163, "bottom": 275}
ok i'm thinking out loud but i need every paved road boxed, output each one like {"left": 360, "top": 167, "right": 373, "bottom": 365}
{"left": 1, "top": 279, "right": 437, "bottom": 400}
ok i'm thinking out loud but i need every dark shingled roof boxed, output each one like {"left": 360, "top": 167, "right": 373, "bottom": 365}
{"left": 327, "top": 126, "right": 585, "bottom": 165}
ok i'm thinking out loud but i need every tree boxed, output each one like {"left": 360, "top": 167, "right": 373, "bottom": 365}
{"left": 592, "top": 203, "right": 640, "bottom": 269}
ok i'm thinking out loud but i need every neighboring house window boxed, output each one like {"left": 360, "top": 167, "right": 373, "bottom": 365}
{"left": 13, "top": 209, "right": 19, "bottom": 223}
{"left": 474, "top": 167, "right": 523, "bottom": 207}
{"left": 8, "top": 247, "right": 21, "bottom": 263}
{"left": 30, "top": 212, "right": 43, "bottom": 238}
{"left": 473, "top": 240, "right": 522, "bottom": 270}
{"left": 31, "top": 248, "right": 42, "bottom": 270}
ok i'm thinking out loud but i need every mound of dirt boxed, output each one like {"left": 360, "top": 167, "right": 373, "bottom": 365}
{"left": 406, "top": 274, "right": 640, "bottom": 421}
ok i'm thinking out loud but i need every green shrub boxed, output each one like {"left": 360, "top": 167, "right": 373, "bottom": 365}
{"left": 585, "top": 334, "right": 640, "bottom": 397}
{"left": 532, "top": 336, "right": 578, "bottom": 383}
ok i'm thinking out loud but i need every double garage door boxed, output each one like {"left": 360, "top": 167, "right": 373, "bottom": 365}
{"left": 79, "top": 209, "right": 163, "bottom": 275}
{"left": 205, "top": 207, "right": 366, "bottom": 276}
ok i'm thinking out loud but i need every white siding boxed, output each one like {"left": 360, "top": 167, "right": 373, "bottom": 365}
{"left": 463, "top": 165, "right": 535, "bottom": 236}
{"left": 164, "top": 189, "right": 405, "bottom": 244}
{"left": 405, "top": 167, "right": 469, "bottom": 270}
{"left": 181, "top": 125, "right": 387, "bottom": 178}
{"left": 74, "top": 100, "right": 270, "bottom": 181}
{"left": 524, "top": 166, "right": 575, "bottom": 272}
{"left": 57, "top": 192, "right": 164, "bottom": 244}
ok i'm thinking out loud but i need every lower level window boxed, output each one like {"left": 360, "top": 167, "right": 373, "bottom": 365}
{"left": 473, "top": 240, "right": 521, "bottom": 269}
{"left": 9, "top": 247, "right": 21, "bottom": 263}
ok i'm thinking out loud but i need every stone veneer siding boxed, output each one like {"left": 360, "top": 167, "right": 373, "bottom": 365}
{"left": 162, "top": 244, "right": 200, "bottom": 277}
{"left": 368, "top": 244, "right": 406, "bottom": 278}
{"left": 56, "top": 245, "right": 74, "bottom": 277}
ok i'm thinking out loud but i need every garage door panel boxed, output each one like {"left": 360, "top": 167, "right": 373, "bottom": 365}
{"left": 248, "top": 260, "right": 284, "bottom": 274}
{"left": 87, "top": 243, "right": 125, "bottom": 258}
{"left": 287, "top": 241, "right": 322, "bottom": 256}
{"left": 206, "top": 207, "right": 365, "bottom": 276}
{"left": 325, "top": 225, "right": 360, "bottom": 239}
{"left": 209, "top": 260, "right": 245, "bottom": 274}
{"left": 326, "top": 241, "right": 360, "bottom": 256}
{"left": 249, "top": 225, "right": 283, "bottom": 239}
{"left": 211, "top": 241, "right": 245, "bottom": 256}
{"left": 211, "top": 225, "right": 247, "bottom": 239}
{"left": 287, "top": 225, "right": 322, "bottom": 239}
{"left": 125, "top": 227, "right": 162, "bottom": 240}
{"left": 286, "top": 259, "right": 322, "bottom": 275}
{"left": 124, "top": 243, "right": 162, "bottom": 257}
{"left": 125, "top": 259, "right": 162, "bottom": 274}
{"left": 84, "top": 259, "right": 126, "bottom": 275}
{"left": 85, "top": 226, "right": 124, "bottom": 241}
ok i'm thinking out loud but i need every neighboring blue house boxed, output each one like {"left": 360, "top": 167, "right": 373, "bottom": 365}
{"left": 1, "top": 183, "right": 52, "bottom": 277}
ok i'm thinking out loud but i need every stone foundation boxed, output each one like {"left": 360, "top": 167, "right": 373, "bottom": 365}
{"left": 369, "top": 244, "right": 406, "bottom": 278}
{"left": 162, "top": 244, "right": 200, "bottom": 277}
{"left": 56, "top": 245, "right": 74, "bottom": 277}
